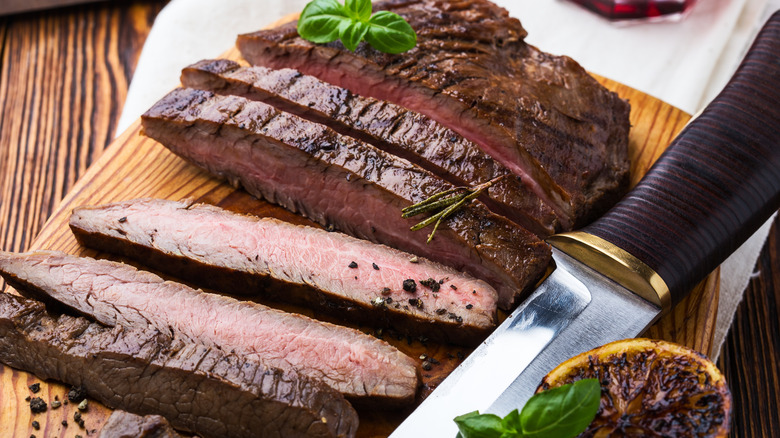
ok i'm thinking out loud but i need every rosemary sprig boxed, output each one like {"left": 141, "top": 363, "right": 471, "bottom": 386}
{"left": 402, "top": 177, "right": 503, "bottom": 243}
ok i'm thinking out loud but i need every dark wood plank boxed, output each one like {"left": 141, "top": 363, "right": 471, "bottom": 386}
{"left": 0, "top": 1, "right": 165, "bottom": 258}
{"left": 719, "top": 215, "right": 780, "bottom": 437}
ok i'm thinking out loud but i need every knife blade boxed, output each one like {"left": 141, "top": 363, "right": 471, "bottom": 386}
{"left": 392, "top": 10, "right": 780, "bottom": 437}
{"left": 392, "top": 248, "right": 659, "bottom": 437}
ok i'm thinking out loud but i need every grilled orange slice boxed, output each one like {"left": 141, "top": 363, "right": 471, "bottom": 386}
{"left": 538, "top": 338, "right": 731, "bottom": 437}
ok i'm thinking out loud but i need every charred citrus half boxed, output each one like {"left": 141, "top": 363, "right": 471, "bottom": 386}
{"left": 537, "top": 338, "right": 731, "bottom": 437}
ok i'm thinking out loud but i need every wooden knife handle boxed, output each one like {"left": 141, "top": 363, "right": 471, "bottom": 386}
{"left": 583, "top": 11, "right": 780, "bottom": 306}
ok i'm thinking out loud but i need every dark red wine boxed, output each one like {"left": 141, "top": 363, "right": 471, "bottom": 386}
{"left": 567, "top": 0, "right": 697, "bottom": 20}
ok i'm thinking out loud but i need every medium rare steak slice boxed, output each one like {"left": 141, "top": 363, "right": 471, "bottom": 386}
{"left": 141, "top": 89, "right": 550, "bottom": 309}
{"left": 181, "top": 59, "right": 560, "bottom": 235}
{"left": 0, "top": 250, "right": 418, "bottom": 407}
{"left": 0, "top": 292, "right": 357, "bottom": 438}
{"left": 237, "top": 0, "right": 631, "bottom": 227}
{"left": 69, "top": 198, "right": 498, "bottom": 346}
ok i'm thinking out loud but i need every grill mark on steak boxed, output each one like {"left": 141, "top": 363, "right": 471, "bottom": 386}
{"left": 0, "top": 250, "right": 419, "bottom": 407}
{"left": 181, "top": 60, "right": 560, "bottom": 236}
{"left": 68, "top": 198, "right": 498, "bottom": 346}
{"left": 141, "top": 88, "right": 550, "bottom": 309}
{"left": 0, "top": 292, "right": 358, "bottom": 438}
{"left": 236, "top": 0, "right": 631, "bottom": 228}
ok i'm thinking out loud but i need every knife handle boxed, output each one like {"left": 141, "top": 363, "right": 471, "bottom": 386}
{"left": 583, "top": 11, "right": 780, "bottom": 307}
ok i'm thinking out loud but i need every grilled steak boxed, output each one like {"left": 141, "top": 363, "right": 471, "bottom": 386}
{"left": 237, "top": 0, "right": 631, "bottom": 227}
{"left": 99, "top": 411, "right": 184, "bottom": 438}
{"left": 69, "top": 198, "right": 498, "bottom": 346}
{"left": 0, "top": 292, "right": 358, "bottom": 438}
{"left": 141, "top": 89, "right": 550, "bottom": 309}
{"left": 181, "top": 59, "right": 560, "bottom": 236}
{"left": 0, "top": 250, "right": 418, "bottom": 407}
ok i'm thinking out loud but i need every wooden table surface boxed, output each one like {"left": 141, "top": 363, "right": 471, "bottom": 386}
{"left": 0, "top": 1, "right": 777, "bottom": 436}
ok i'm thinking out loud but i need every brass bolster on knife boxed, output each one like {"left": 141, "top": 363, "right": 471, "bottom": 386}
{"left": 547, "top": 231, "right": 671, "bottom": 313}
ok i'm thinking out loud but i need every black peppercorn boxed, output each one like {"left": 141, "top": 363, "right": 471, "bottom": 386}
{"left": 68, "top": 385, "right": 87, "bottom": 403}
{"left": 29, "top": 397, "right": 47, "bottom": 413}
{"left": 419, "top": 278, "right": 440, "bottom": 292}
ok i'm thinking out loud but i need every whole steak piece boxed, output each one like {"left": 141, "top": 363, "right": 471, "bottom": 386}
{"left": 0, "top": 292, "right": 358, "bottom": 438}
{"left": 237, "top": 0, "right": 631, "bottom": 228}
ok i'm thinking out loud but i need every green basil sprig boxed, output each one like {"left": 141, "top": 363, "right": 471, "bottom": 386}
{"left": 297, "top": 0, "right": 417, "bottom": 54}
{"left": 454, "top": 379, "right": 601, "bottom": 438}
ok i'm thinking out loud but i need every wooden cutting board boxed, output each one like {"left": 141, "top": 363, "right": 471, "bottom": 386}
{"left": 0, "top": 45, "right": 718, "bottom": 438}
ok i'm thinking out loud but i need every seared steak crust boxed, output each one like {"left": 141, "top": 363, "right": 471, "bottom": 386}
{"left": 237, "top": 0, "right": 631, "bottom": 227}
{"left": 141, "top": 89, "right": 550, "bottom": 309}
{"left": 0, "top": 250, "right": 419, "bottom": 407}
{"left": 181, "top": 59, "right": 559, "bottom": 236}
{"left": 0, "top": 292, "right": 358, "bottom": 438}
{"left": 69, "top": 198, "right": 498, "bottom": 346}
{"left": 98, "top": 410, "right": 183, "bottom": 438}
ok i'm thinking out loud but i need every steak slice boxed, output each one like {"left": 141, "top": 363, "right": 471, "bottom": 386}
{"left": 181, "top": 59, "right": 560, "bottom": 236}
{"left": 0, "top": 292, "right": 358, "bottom": 438}
{"left": 0, "top": 250, "right": 418, "bottom": 407}
{"left": 98, "top": 411, "right": 184, "bottom": 438}
{"left": 237, "top": 0, "right": 631, "bottom": 227}
{"left": 69, "top": 198, "right": 498, "bottom": 346}
{"left": 141, "top": 88, "right": 550, "bottom": 309}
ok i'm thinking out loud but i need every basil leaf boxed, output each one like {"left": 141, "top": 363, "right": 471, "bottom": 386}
{"left": 519, "top": 379, "right": 601, "bottom": 438}
{"left": 364, "top": 10, "right": 417, "bottom": 54}
{"left": 298, "top": 0, "right": 417, "bottom": 54}
{"left": 297, "top": 0, "right": 351, "bottom": 44}
{"left": 339, "top": 19, "right": 369, "bottom": 52}
{"left": 344, "top": 0, "right": 371, "bottom": 21}
{"left": 454, "top": 411, "right": 505, "bottom": 438}
{"left": 500, "top": 409, "right": 522, "bottom": 434}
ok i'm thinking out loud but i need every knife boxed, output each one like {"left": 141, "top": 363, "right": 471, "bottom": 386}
{"left": 392, "top": 10, "right": 780, "bottom": 437}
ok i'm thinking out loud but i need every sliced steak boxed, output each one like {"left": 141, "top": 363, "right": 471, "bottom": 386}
{"left": 0, "top": 292, "right": 358, "bottom": 438}
{"left": 181, "top": 59, "right": 560, "bottom": 235}
{"left": 0, "top": 250, "right": 418, "bottom": 407}
{"left": 237, "top": 0, "right": 631, "bottom": 227}
{"left": 141, "top": 88, "right": 550, "bottom": 309}
{"left": 99, "top": 411, "right": 184, "bottom": 438}
{"left": 69, "top": 198, "right": 498, "bottom": 346}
